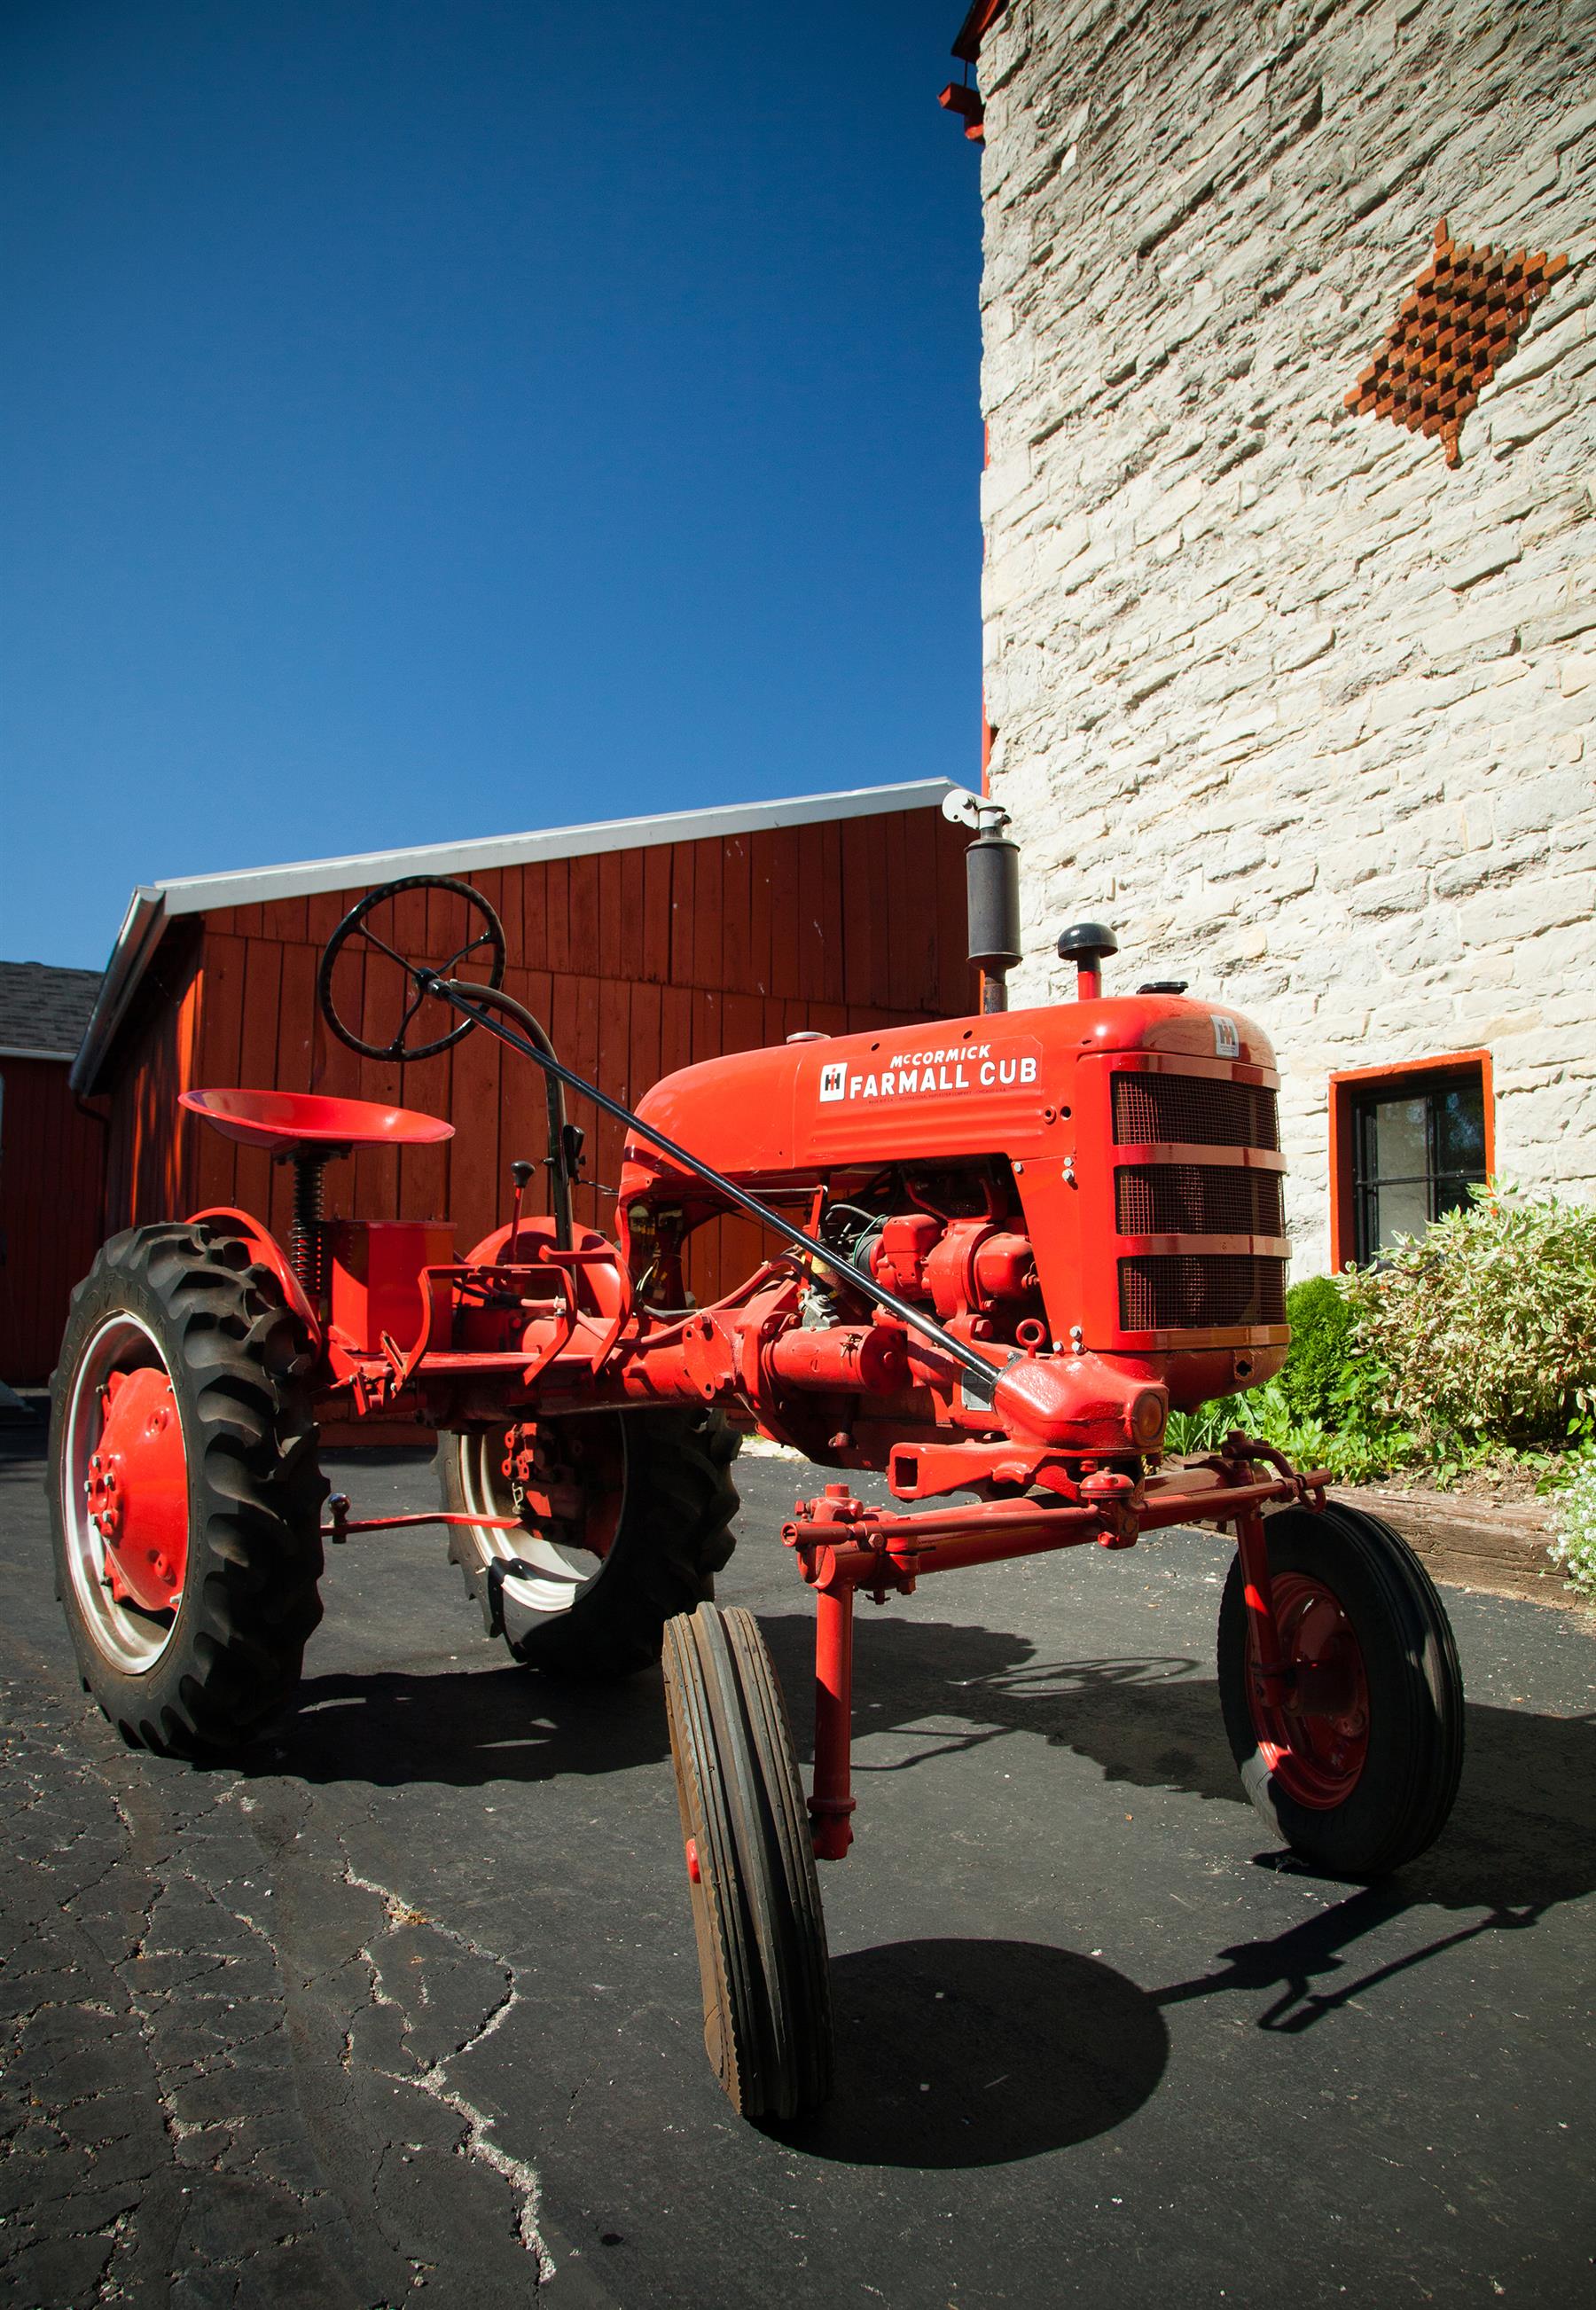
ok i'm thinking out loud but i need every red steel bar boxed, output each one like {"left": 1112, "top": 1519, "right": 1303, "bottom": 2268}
{"left": 789, "top": 1460, "right": 1327, "bottom": 1859}
{"left": 1133, "top": 1469, "right": 1329, "bottom": 1530}
{"left": 785, "top": 1469, "right": 1329, "bottom": 1591}
{"left": 323, "top": 1499, "right": 523, "bottom": 1544}
{"left": 1233, "top": 1503, "right": 1289, "bottom": 1706}
{"left": 810, "top": 1586, "right": 857, "bottom": 1860}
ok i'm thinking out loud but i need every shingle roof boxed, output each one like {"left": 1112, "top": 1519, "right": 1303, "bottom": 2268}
{"left": 0, "top": 962, "right": 105, "bottom": 1060}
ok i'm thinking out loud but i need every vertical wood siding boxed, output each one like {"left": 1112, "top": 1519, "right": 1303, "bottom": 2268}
{"left": 102, "top": 809, "right": 977, "bottom": 1304}
{"left": 0, "top": 1059, "right": 108, "bottom": 1384}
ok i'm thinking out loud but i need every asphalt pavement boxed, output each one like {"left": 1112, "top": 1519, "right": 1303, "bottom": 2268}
{"left": 2, "top": 1428, "right": 1592, "bottom": 2310}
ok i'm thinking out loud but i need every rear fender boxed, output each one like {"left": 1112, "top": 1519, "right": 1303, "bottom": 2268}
{"left": 189, "top": 1207, "right": 321, "bottom": 1345}
{"left": 463, "top": 1217, "right": 631, "bottom": 1374}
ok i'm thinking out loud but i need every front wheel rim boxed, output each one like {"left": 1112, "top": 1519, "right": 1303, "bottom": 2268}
{"left": 1248, "top": 1570, "right": 1371, "bottom": 1808}
{"left": 60, "top": 1312, "right": 189, "bottom": 1674}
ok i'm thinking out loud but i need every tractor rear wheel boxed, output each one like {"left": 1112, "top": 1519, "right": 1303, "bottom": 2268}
{"left": 1217, "top": 1501, "right": 1464, "bottom": 1879}
{"left": 662, "top": 1602, "right": 833, "bottom": 2121}
{"left": 48, "top": 1223, "right": 325, "bottom": 1755}
{"left": 437, "top": 1407, "right": 740, "bottom": 1675}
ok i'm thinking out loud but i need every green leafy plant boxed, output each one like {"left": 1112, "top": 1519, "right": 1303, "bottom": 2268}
{"left": 1272, "top": 1274, "right": 1354, "bottom": 1426}
{"left": 1165, "top": 1189, "right": 1596, "bottom": 1492}
{"left": 1162, "top": 1392, "right": 1252, "bottom": 1457}
{"left": 1163, "top": 1276, "right": 1409, "bottom": 1484}
{"left": 1549, "top": 1454, "right": 1596, "bottom": 1598}
{"left": 1342, "top": 1185, "right": 1596, "bottom": 1455}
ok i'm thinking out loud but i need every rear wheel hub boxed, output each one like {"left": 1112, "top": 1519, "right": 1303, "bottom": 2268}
{"left": 90, "top": 1366, "right": 188, "bottom": 1610}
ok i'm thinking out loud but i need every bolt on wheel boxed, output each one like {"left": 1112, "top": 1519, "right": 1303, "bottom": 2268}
{"left": 662, "top": 1603, "right": 833, "bottom": 2122}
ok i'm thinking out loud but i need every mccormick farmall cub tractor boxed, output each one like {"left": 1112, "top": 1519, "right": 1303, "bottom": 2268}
{"left": 49, "top": 868, "right": 1464, "bottom": 2122}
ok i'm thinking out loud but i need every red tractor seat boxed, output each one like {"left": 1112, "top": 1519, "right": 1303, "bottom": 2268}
{"left": 179, "top": 1088, "right": 455, "bottom": 1157}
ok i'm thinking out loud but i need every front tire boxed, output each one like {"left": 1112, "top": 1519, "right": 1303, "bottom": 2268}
{"left": 48, "top": 1223, "right": 325, "bottom": 1755}
{"left": 1218, "top": 1501, "right": 1464, "bottom": 1878}
{"left": 437, "top": 1407, "right": 740, "bottom": 1675}
{"left": 662, "top": 1603, "right": 833, "bottom": 2121}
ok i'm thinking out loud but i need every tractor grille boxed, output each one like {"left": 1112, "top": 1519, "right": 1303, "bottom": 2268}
{"left": 1118, "top": 1254, "right": 1287, "bottom": 1333}
{"left": 1115, "top": 1163, "right": 1285, "bottom": 1240}
{"left": 1112, "top": 1072, "right": 1279, "bottom": 1150}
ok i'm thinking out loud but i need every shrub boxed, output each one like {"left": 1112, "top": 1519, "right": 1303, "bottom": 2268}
{"left": 1275, "top": 1275, "right": 1354, "bottom": 1427}
{"left": 1163, "top": 1277, "right": 1409, "bottom": 1484}
{"left": 1342, "top": 1185, "right": 1596, "bottom": 1454}
{"left": 1549, "top": 1456, "right": 1596, "bottom": 1598}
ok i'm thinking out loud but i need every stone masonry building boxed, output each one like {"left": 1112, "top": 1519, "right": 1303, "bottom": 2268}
{"left": 966, "top": 0, "right": 1595, "bottom": 1275}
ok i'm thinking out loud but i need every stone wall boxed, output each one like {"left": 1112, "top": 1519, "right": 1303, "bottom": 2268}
{"left": 975, "top": 0, "right": 1596, "bottom": 1273}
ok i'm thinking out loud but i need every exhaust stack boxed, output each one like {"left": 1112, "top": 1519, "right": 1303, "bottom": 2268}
{"left": 944, "top": 789, "right": 1021, "bottom": 1014}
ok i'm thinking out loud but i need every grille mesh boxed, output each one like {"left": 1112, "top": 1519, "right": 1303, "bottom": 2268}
{"left": 1115, "top": 1163, "right": 1285, "bottom": 1239}
{"left": 1113, "top": 1072, "right": 1279, "bottom": 1150}
{"left": 1119, "top": 1255, "right": 1287, "bottom": 1333}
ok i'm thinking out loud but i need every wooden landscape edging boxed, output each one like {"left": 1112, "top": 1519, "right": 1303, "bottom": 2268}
{"left": 1327, "top": 1484, "right": 1572, "bottom": 1609}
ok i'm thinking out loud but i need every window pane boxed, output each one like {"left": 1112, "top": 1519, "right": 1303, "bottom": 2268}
{"left": 1433, "top": 1175, "right": 1477, "bottom": 1224}
{"left": 1436, "top": 1082, "right": 1486, "bottom": 1176}
{"left": 1345, "top": 1066, "right": 1490, "bottom": 1265}
{"left": 1375, "top": 1178, "right": 1431, "bottom": 1249}
{"left": 1371, "top": 1096, "right": 1428, "bottom": 1183}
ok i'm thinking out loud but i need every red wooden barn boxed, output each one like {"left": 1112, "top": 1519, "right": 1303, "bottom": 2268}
{"left": 70, "top": 780, "right": 975, "bottom": 1307}
{"left": 0, "top": 964, "right": 107, "bottom": 1386}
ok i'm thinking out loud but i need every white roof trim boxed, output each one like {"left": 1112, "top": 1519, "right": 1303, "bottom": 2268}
{"left": 0, "top": 1046, "right": 80, "bottom": 1063}
{"left": 154, "top": 779, "right": 959, "bottom": 916}
{"left": 71, "top": 889, "right": 166, "bottom": 1096}
{"left": 72, "top": 779, "right": 965, "bottom": 1093}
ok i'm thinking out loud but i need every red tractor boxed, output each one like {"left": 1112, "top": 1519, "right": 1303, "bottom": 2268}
{"left": 49, "top": 874, "right": 1464, "bottom": 2121}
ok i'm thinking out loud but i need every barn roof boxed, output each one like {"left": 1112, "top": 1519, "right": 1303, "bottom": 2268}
{"left": 72, "top": 778, "right": 962, "bottom": 1094}
{"left": 0, "top": 961, "right": 105, "bottom": 1062}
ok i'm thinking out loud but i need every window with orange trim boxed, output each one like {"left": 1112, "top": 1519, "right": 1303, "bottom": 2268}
{"left": 1328, "top": 1053, "right": 1493, "bottom": 1270}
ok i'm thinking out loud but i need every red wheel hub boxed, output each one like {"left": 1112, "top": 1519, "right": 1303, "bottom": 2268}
{"left": 500, "top": 1416, "right": 624, "bottom": 1558}
{"left": 1248, "top": 1570, "right": 1370, "bottom": 1808}
{"left": 89, "top": 1367, "right": 189, "bottom": 1611}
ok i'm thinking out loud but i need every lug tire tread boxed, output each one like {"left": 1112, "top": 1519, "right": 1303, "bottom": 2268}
{"left": 49, "top": 1223, "right": 326, "bottom": 1756}
{"left": 438, "top": 1407, "right": 740, "bottom": 1677}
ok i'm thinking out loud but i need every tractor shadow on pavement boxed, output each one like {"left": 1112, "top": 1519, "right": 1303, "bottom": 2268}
{"left": 268, "top": 1607, "right": 1596, "bottom": 1925}
{"left": 262, "top": 1662, "right": 671, "bottom": 1788}
{"left": 753, "top": 1609, "right": 1596, "bottom": 2051}
{"left": 256, "top": 1601, "right": 1593, "bottom": 2097}
{"left": 780, "top": 1936, "right": 1169, "bottom": 2167}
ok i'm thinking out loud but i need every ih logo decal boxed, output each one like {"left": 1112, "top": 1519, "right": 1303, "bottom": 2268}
{"left": 818, "top": 1061, "right": 848, "bottom": 1102}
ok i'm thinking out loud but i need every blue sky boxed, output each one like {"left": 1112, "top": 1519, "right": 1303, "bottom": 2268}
{"left": 3, "top": 2, "right": 983, "bottom": 968}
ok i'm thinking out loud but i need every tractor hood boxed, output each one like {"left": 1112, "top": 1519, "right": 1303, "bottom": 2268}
{"left": 620, "top": 994, "right": 1277, "bottom": 1194}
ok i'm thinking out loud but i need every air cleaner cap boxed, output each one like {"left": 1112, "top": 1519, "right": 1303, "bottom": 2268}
{"left": 1057, "top": 922, "right": 1119, "bottom": 964}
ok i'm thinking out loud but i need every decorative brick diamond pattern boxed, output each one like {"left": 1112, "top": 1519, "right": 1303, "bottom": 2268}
{"left": 1345, "top": 218, "right": 1569, "bottom": 467}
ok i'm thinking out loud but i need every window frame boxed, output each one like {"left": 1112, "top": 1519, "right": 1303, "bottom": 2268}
{"left": 1327, "top": 1051, "right": 1494, "bottom": 1272}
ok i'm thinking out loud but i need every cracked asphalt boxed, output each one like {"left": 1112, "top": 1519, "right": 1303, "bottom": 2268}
{"left": 3, "top": 1428, "right": 1593, "bottom": 2310}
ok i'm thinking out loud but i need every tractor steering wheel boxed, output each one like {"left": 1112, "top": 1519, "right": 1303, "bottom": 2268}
{"left": 317, "top": 874, "right": 508, "bottom": 1062}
